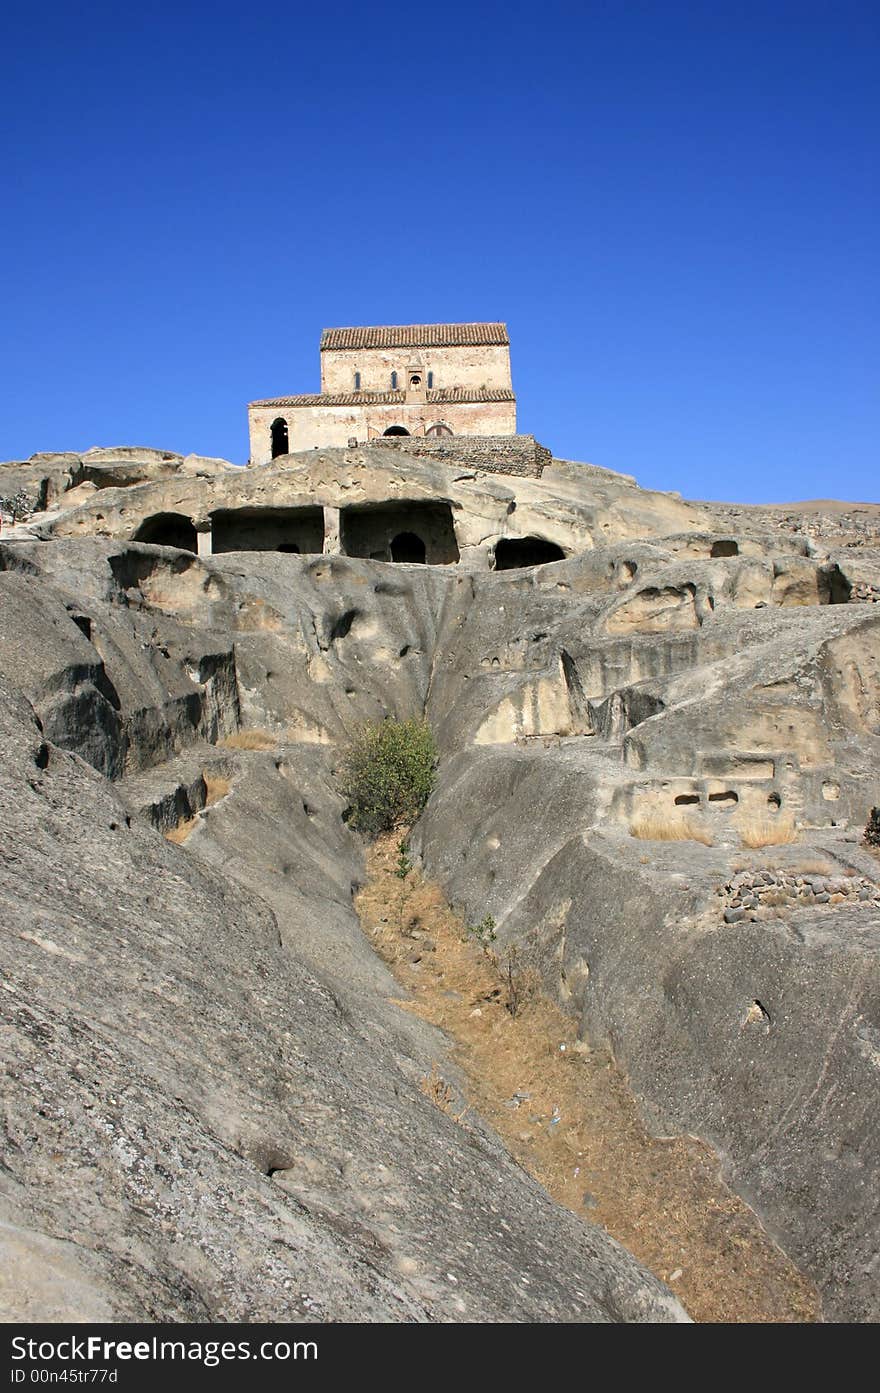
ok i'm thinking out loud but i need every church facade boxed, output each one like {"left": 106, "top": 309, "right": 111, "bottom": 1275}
{"left": 248, "top": 322, "right": 516, "bottom": 463}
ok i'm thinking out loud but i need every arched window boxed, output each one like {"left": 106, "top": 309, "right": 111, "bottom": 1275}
{"left": 270, "top": 418, "right": 289, "bottom": 459}
{"left": 426, "top": 423, "right": 453, "bottom": 438}
{"left": 383, "top": 425, "right": 410, "bottom": 436}
{"left": 427, "top": 371, "right": 433, "bottom": 389}
{"left": 354, "top": 371, "right": 361, "bottom": 391}
{"left": 390, "top": 532, "right": 426, "bottom": 564}
{"left": 390, "top": 371, "right": 398, "bottom": 389}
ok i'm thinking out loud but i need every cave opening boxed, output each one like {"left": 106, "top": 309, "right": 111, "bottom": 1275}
{"left": 211, "top": 507, "right": 324, "bottom": 554}
{"left": 495, "top": 537, "right": 565, "bottom": 570}
{"left": 133, "top": 513, "right": 198, "bottom": 553}
{"left": 390, "top": 532, "right": 426, "bottom": 564}
{"left": 341, "top": 501, "right": 459, "bottom": 566}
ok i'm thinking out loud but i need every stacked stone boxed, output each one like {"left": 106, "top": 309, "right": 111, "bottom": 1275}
{"left": 720, "top": 869, "right": 880, "bottom": 922}
{"left": 849, "top": 581, "right": 880, "bottom": 603}
{"left": 367, "top": 434, "right": 549, "bottom": 478}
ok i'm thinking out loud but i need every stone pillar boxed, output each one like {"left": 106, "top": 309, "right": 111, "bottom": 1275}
{"left": 323, "top": 506, "right": 343, "bottom": 555}
{"left": 194, "top": 518, "right": 213, "bottom": 558}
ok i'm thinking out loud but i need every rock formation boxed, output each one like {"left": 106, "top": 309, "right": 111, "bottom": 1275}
{"left": 1, "top": 442, "right": 878, "bottom": 1322}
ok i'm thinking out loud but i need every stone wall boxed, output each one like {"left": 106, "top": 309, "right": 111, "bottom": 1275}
{"left": 366, "top": 434, "right": 551, "bottom": 478}
{"left": 248, "top": 398, "right": 517, "bottom": 462}
{"left": 321, "top": 342, "right": 512, "bottom": 394}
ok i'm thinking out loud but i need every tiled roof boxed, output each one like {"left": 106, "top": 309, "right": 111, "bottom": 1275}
{"left": 430, "top": 386, "right": 515, "bottom": 403}
{"left": 320, "top": 323, "right": 509, "bottom": 350}
{"left": 250, "top": 387, "right": 515, "bottom": 408}
{"left": 251, "top": 391, "right": 404, "bottom": 408}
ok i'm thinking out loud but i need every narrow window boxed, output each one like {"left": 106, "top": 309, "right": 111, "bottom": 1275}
{"left": 270, "top": 418, "right": 289, "bottom": 459}
{"left": 391, "top": 371, "right": 398, "bottom": 389}
{"left": 354, "top": 371, "right": 361, "bottom": 391}
{"left": 427, "top": 371, "right": 433, "bottom": 389}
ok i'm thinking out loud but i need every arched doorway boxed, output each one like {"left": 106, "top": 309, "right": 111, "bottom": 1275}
{"left": 390, "top": 531, "right": 426, "bottom": 564}
{"left": 425, "top": 423, "right": 453, "bottom": 438}
{"left": 383, "top": 425, "right": 410, "bottom": 436}
{"left": 494, "top": 537, "right": 566, "bottom": 570}
{"left": 271, "top": 418, "right": 289, "bottom": 458}
{"left": 133, "top": 512, "right": 198, "bottom": 553}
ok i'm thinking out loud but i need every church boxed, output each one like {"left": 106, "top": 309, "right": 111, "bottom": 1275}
{"left": 248, "top": 322, "right": 516, "bottom": 463}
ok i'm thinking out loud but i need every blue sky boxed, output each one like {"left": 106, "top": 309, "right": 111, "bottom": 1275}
{"left": 1, "top": 1, "right": 876, "bottom": 502}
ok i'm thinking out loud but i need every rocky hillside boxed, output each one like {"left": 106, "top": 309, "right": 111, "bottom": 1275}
{"left": 1, "top": 444, "right": 878, "bottom": 1322}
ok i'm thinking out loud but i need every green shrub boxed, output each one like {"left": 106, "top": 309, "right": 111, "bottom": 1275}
{"left": 466, "top": 914, "right": 497, "bottom": 948}
{"left": 341, "top": 718, "right": 437, "bottom": 835}
{"left": 395, "top": 840, "right": 414, "bottom": 878}
{"left": 865, "top": 807, "right": 880, "bottom": 848}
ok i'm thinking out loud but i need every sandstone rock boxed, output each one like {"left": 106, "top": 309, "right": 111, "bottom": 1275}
{"left": 0, "top": 540, "right": 687, "bottom": 1324}
{"left": 1, "top": 439, "right": 879, "bottom": 1322}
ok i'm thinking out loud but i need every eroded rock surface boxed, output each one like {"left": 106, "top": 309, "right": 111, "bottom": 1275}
{"left": 0, "top": 540, "right": 687, "bottom": 1323}
{"left": 1, "top": 444, "right": 878, "bottom": 1322}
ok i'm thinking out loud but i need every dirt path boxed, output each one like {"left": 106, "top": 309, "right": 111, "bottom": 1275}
{"left": 355, "top": 832, "right": 820, "bottom": 1324}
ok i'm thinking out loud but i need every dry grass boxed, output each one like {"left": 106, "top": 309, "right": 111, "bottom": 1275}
{"left": 738, "top": 815, "right": 798, "bottom": 849}
{"left": 355, "top": 832, "right": 819, "bottom": 1324}
{"left": 419, "top": 1064, "right": 457, "bottom": 1115}
{"left": 629, "top": 810, "right": 714, "bottom": 846}
{"left": 730, "top": 853, "right": 831, "bottom": 876}
{"left": 220, "top": 729, "right": 278, "bottom": 751}
{"left": 786, "top": 857, "right": 835, "bottom": 876}
{"left": 503, "top": 948, "right": 542, "bottom": 1018}
{"left": 204, "top": 773, "right": 231, "bottom": 804}
{"left": 165, "top": 817, "right": 197, "bottom": 844}
{"left": 164, "top": 770, "right": 232, "bottom": 843}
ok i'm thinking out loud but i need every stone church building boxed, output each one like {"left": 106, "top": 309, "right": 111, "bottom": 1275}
{"left": 248, "top": 322, "right": 516, "bottom": 463}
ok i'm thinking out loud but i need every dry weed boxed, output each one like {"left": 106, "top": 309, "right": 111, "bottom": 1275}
{"left": 221, "top": 730, "right": 278, "bottom": 750}
{"left": 165, "top": 817, "right": 197, "bottom": 845}
{"left": 420, "top": 1064, "right": 456, "bottom": 1114}
{"left": 353, "top": 830, "right": 819, "bottom": 1323}
{"left": 164, "top": 772, "right": 231, "bottom": 843}
{"left": 204, "top": 774, "right": 231, "bottom": 805}
{"left": 501, "top": 939, "right": 543, "bottom": 1018}
{"left": 786, "top": 857, "right": 834, "bottom": 876}
{"left": 738, "top": 815, "right": 798, "bottom": 849}
{"left": 629, "top": 810, "right": 714, "bottom": 846}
